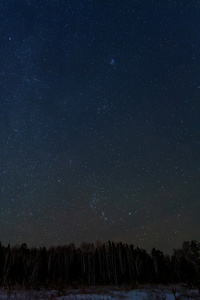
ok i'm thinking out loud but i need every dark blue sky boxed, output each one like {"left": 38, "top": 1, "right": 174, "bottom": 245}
{"left": 0, "top": 0, "right": 200, "bottom": 253}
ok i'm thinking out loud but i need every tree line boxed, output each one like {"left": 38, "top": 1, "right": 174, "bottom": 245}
{"left": 0, "top": 240, "right": 199, "bottom": 289}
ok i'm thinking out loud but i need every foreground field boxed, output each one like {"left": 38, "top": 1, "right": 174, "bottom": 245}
{"left": 0, "top": 285, "right": 199, "bottom": 300}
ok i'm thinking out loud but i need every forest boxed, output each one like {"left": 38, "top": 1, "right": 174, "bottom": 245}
{"left": 0, "top": 240, "right": 199, "bottom": 289}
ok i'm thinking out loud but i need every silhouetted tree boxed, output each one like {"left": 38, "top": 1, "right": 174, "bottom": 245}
{"left": 0, "top": 240, "right": 199, "bottom": 288}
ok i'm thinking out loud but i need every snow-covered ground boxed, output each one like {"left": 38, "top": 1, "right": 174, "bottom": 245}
{"left": 0, "top": 285, "right": 199, "bottom": 299}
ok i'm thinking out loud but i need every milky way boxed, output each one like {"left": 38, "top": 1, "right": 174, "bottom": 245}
{"left": 0, "top": 0, "right": 200, "bottom": 253}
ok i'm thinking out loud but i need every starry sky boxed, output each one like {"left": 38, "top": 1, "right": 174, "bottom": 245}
{"left": 0, "top": 0, "right": 200, "bottom": 253}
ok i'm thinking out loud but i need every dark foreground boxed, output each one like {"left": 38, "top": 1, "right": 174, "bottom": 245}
{"left": 0, "top": 240, "right": 200, "bottom": 289}
{"left": 0, "top": 285, "right": 200, "bottom": 299}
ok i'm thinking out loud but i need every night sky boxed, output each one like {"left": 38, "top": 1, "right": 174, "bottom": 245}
{"left": 0, "top": 0, "right": 200, "bottom": 253}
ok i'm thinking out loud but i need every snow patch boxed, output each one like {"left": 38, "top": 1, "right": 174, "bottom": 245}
{"left": 0, "top": 286, "right": 199, "bottom": 300}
